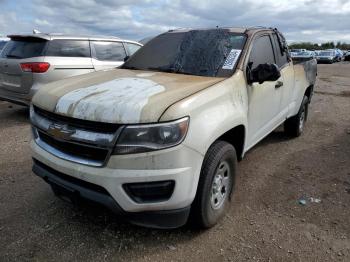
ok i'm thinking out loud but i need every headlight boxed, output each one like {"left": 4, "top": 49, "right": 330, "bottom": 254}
{"left": 113, "top": 117, "right": 189, "bottom": 154}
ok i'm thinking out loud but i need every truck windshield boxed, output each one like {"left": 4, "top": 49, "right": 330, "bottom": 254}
{"left": 122, "top": 29, "right": 247, "bottom": 77}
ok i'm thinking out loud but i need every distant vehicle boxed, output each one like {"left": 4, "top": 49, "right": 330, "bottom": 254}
{"left": 290, "top": 51, "right": 299, "bottom": 58}
{"left": 0, "top": 33, "right": 142, "bottom": 106}
{"left": 316, "top": 50, "right": 336, "bottom": 63}
{"left": 344, "top": 51, "right": 350, "bottom": 61}
{"left": 292, "top": 50, "right": 316, "bottom": 60}
{"left": 334, "top": 49, "right": 343, "bottom": 61}
{"left": 326, "top": 49, "right": 343, "bottom": 62}
{"left": 290, "top": 49, "right": 306, "bottom": 53}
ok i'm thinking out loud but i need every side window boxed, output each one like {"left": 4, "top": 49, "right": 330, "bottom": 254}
{"left": 272, "top": 34, "right": 288, "bottom": 67}
{"left": 91, "top": 41, "right": 127, "bottom": 61}
{"left": 124, "top": 43, "right": 141, "bottom": 56}
{"left": 249, "top": 35, "right": 276, "bottom": 71}
{"left": 46, "top": 40, "right": 90, "bottom": 57}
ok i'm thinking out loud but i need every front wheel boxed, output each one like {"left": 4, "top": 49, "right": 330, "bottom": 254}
{"left": 190, "top": 141, "right": 237, "bottom": 228}
{"left": 284, "top": 96, "right": 309, "bottom": 137}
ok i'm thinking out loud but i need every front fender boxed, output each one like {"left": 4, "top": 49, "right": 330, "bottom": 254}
{"left": 160, "top": 71, "right": 248, "bottom": 156}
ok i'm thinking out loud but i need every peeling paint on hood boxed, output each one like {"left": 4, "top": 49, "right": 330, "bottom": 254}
{"left": 32, "top": 69, "right": 225, "bottom": 124}
{"left": 55, "top": 78, "right": 165, "bottom": 123}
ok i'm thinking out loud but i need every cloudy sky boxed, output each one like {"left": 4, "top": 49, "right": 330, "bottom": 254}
{"left": 1, "top": 0, "right": 350, "bottom": 43}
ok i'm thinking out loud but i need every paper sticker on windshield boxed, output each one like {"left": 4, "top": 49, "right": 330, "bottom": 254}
{"left": 222, "top": 49, "right": 242, "bottom": 70}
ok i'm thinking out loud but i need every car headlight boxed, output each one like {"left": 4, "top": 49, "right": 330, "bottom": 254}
{"left": 113, "top": 117, "right": 189, "bottom": 154}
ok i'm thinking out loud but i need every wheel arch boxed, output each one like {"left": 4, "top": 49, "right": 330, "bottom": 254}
{"left": 304, "top": 84, "right": 314, "bottom": 102}
{"left": 214, "top": 125, "right": 246, "bottom": 161}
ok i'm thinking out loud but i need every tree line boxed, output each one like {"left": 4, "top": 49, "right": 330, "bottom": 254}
{"left": 289, "top": 42, "right": 350, "bottom": 50}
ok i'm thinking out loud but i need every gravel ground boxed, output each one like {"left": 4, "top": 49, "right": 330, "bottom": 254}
{"left": 0, "top": 63, "right": 349, "bottom": 262}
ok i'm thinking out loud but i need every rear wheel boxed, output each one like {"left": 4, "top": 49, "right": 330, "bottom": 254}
{"left": 284, "top": 96, "right": 309, "bottom": 137}
{"left": 190, "top": 141, "right": 237, "bottom": 228}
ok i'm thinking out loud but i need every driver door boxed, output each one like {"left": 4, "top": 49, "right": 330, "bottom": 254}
{"left": 246, "top": 34, "right": 284, "bottom": 149}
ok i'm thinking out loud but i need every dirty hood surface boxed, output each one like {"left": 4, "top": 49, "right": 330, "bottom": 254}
{"left": 33, "top": 69, "right": 224, "bottom": 124}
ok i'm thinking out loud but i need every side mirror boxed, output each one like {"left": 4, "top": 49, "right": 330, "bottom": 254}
{"left": 249, "top": 63, "right": 281, "bottom": 84}
{"left": 124, "top": 55, "right": 130, "bottom": 62}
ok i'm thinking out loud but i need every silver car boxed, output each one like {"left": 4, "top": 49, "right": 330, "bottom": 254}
{"left": 0, "top": 33, "right": 142, "bottom": 106}
{"left": 316, "top": 50, "right": 336, "bottom": 64}
{"left": 292, "top": 51, "right": 316, "bottom": 60}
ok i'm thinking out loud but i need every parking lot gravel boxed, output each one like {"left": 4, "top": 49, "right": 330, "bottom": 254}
{"left": 0, "top": 63, "right": 349, "bottom": 262}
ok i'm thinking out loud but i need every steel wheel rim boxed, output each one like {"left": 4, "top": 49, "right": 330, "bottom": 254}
{"left": 210, "top": 161, "right": 231, "bottom": 210}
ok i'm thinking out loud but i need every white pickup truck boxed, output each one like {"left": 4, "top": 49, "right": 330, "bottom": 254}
{"left": 30, "top": 27, "right": 317, "bottom": 229}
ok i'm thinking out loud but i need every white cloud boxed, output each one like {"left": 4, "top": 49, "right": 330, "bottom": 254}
{"left": 34, "top": 19, "right": 52, "bottom": 26}
{"left": 1, "top": 0, "right": 350, "bottom": 42}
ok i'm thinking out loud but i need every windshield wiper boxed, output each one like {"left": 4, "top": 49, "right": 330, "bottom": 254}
{"left": 147, "top": 66, "right": 194, "bottom": 76}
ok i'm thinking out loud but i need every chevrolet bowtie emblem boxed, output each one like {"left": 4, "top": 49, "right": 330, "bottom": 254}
{"left": 47, "top": 123, "right": 76, "bottom": 140}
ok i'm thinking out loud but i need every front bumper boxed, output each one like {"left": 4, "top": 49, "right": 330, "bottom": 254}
{"left": 32, "top": 160, "right": 191, "bottom": 229}
{"left": 31, "top": 140, "right": 204, "bottom": 228}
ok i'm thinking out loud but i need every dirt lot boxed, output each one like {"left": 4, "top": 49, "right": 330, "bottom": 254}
{"left": 0, "top": 63, "right": 349, "bottom": 262}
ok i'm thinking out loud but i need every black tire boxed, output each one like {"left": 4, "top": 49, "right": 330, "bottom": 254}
{"left": 284, "top": 96, "right": 309, "bottom": 137}
{"left": 190, "top": 141, "right": 237, "bottom": 228}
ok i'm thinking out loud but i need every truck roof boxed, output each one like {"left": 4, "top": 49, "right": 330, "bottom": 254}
{"left": 167, "top": 26, "right": 275, "bottom": 35}
{"left": 6, "top": 33, "right": 141, "bottom": 45}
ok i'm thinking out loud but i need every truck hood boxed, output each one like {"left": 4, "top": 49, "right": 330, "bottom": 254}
{"left": 32, "top": 69, "right": 225, "bottom": 123}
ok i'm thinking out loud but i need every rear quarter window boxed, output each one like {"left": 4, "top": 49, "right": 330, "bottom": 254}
{"left": 0, "top": 39, "right": 47, "bottom": 59}
{"left": 46, "top": 40, "right": 90, "bottom": 57}
{"left": 91, "top": 41, "right": 127, "bottom": 61}
{"left": 124, "top": 43, "right": 141, "bottom": 56}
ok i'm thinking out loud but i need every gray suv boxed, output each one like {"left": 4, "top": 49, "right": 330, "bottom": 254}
{"left": 0, "top": 33, "right": 142, "bottom": 106}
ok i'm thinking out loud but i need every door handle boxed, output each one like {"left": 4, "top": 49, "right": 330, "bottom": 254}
{"left": 275, "top": 81, "right": 283, "bottom": 89}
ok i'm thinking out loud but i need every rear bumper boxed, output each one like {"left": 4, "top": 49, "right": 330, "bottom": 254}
{"left": 0, "top": 87, "right": 34, "bottom": 106}
{"left": 32, "top": 160, "right": 191, "bottom": 229}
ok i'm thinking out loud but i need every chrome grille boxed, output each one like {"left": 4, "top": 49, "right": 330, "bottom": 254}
{"left": 31, "top": 106, "right": 123, "bottom": 167}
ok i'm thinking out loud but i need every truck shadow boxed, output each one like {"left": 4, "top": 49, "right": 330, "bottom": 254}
{"left": 34, "top": 194, "right": 203, "bottom": 259}
{"left": 245, "top": 126, "right": 291, "bottom": 153}
{"left": 257, "top": 129, "right": 290, "bottom": 146}
{"left": 0, "top": 102, "right": 29, "bottom": 125}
